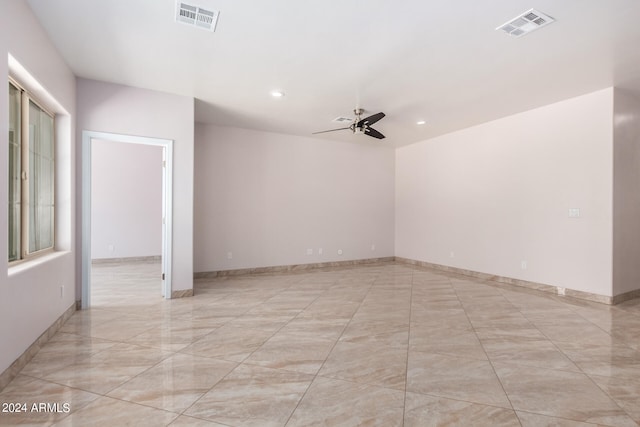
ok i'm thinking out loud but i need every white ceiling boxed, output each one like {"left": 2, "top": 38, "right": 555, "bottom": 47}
{"left": 26, "top": 0, "right": 640, "bottom": 147}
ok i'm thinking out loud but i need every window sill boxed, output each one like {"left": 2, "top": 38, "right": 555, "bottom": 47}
{"left": 8, "top": 251, "right": 71, "bottom": 278}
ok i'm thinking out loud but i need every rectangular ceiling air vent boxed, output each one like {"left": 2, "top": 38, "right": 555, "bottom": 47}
{"left": 496, "top": 9, "right": 554, "bottom": 37}
{"left": 176, "top": 1, "right": 219, "bottom": 32}
{"left": 333, "top": 116, "right": 353, "bottom": 123}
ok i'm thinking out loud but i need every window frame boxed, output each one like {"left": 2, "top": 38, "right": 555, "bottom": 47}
{"left": 8, "top": 77, "right": 56, "bottom": 264}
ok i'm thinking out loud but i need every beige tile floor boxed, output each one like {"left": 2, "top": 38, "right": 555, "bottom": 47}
{"left": 1, "top": 261, "right": 640, "bottom": 426}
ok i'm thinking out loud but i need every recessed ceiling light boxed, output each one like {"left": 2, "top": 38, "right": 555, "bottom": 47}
{"left": 416, "top": 120, "right": 426, "bottom": 125}
{"left": 271, "top": 91, "right": 285, "bottom": 98}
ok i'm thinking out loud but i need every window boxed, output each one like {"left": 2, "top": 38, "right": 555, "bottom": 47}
{"left": 8, "top": 80, "right": 55, "bottom": 262}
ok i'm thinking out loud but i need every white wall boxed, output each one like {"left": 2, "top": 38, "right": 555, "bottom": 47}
{"left": 91, "top": 139, "right": 162, "bottom": 259}
{"left": 613, "top": 88, "right": 640, "bottom": 296}
{"left": 194, "top": 124, "right": 395, "bottom": 272}
{"left": 76, "top": 79, "right": 194, "bottom": 292}
{"left": 0, "top": 1, "right": 76, "bottom": 375}
{"left": 396, "top": 89, "right": 614, "bottom": 296}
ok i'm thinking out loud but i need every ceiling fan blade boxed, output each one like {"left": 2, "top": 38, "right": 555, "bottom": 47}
{"left": 357, "top": 112, "right": 385, "bottom": 128}
{"left": 312, "top": 127, "right": 351, "bottom": 135}
{"left": 364, "top": 127, "right": 385, "bottom": 139}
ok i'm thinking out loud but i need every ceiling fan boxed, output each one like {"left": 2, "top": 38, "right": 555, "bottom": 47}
{"left": 313, "top": 108, "right": 386, "bottom": 139}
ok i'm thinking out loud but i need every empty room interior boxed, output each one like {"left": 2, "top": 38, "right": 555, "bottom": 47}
{"left": 2, "top": 0, "right": 640, "bottom": 426}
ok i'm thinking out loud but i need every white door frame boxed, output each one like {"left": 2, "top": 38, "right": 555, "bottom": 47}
{"left": 81, "top": 130, "right": 174, "bottom": 309}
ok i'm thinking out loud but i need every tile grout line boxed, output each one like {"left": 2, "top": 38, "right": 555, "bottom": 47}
{"left": 180, "top": 271, "right": 354, "bottom": 423}
{"left": 401, "top": 267, "right": 415, "bottom": 427}
{"left": 177, "top": 272, "right": 324, "bottom": 419}
{"left": 450, "top": 281, "right": 523, "bottom": 425}
{"left": 282, "top": 272, "right": 377, "bottom": 426}
{"left": 1, "top": 373, "right": 102, "bottom": 424}
{"left": 96, "top": 266, "right": 295, "bottom": 420}
{"left": 500, "top": 289, "right": 638, "bottom": 425}
{"left": 402, "top": 268, "right": 532, "bottom": 414}
{"left": 514, "top": 408, "right": 638, "bottom": 427}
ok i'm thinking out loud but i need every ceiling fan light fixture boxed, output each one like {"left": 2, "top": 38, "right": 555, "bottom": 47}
{"left": 333, "top": 116, "right": 353, "bottom": 123}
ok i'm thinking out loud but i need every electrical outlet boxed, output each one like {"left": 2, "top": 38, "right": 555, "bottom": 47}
{"left": 306, "top": 248, "right": 313, "bottom": 255}
{"left": 450, "top": 251, "right": 455, "bottom": 258}
{"left": 227, "top": 252, "right": 233, "bottom": 260}
{"left": 318, "top": 248, "right": 323, "bottom": 255}
{"left": 521, "top": 261, "right": 527, "bottom": 270}
{"left": 371, "top": 244, "right": 376, "bottom": 251}
{"left": 568, "top": 208, "right": 580, "bottom": 218}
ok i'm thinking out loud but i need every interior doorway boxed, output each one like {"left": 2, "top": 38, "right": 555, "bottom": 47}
{"left": 81, "top": 131, "right": 174, "bottom": 309}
